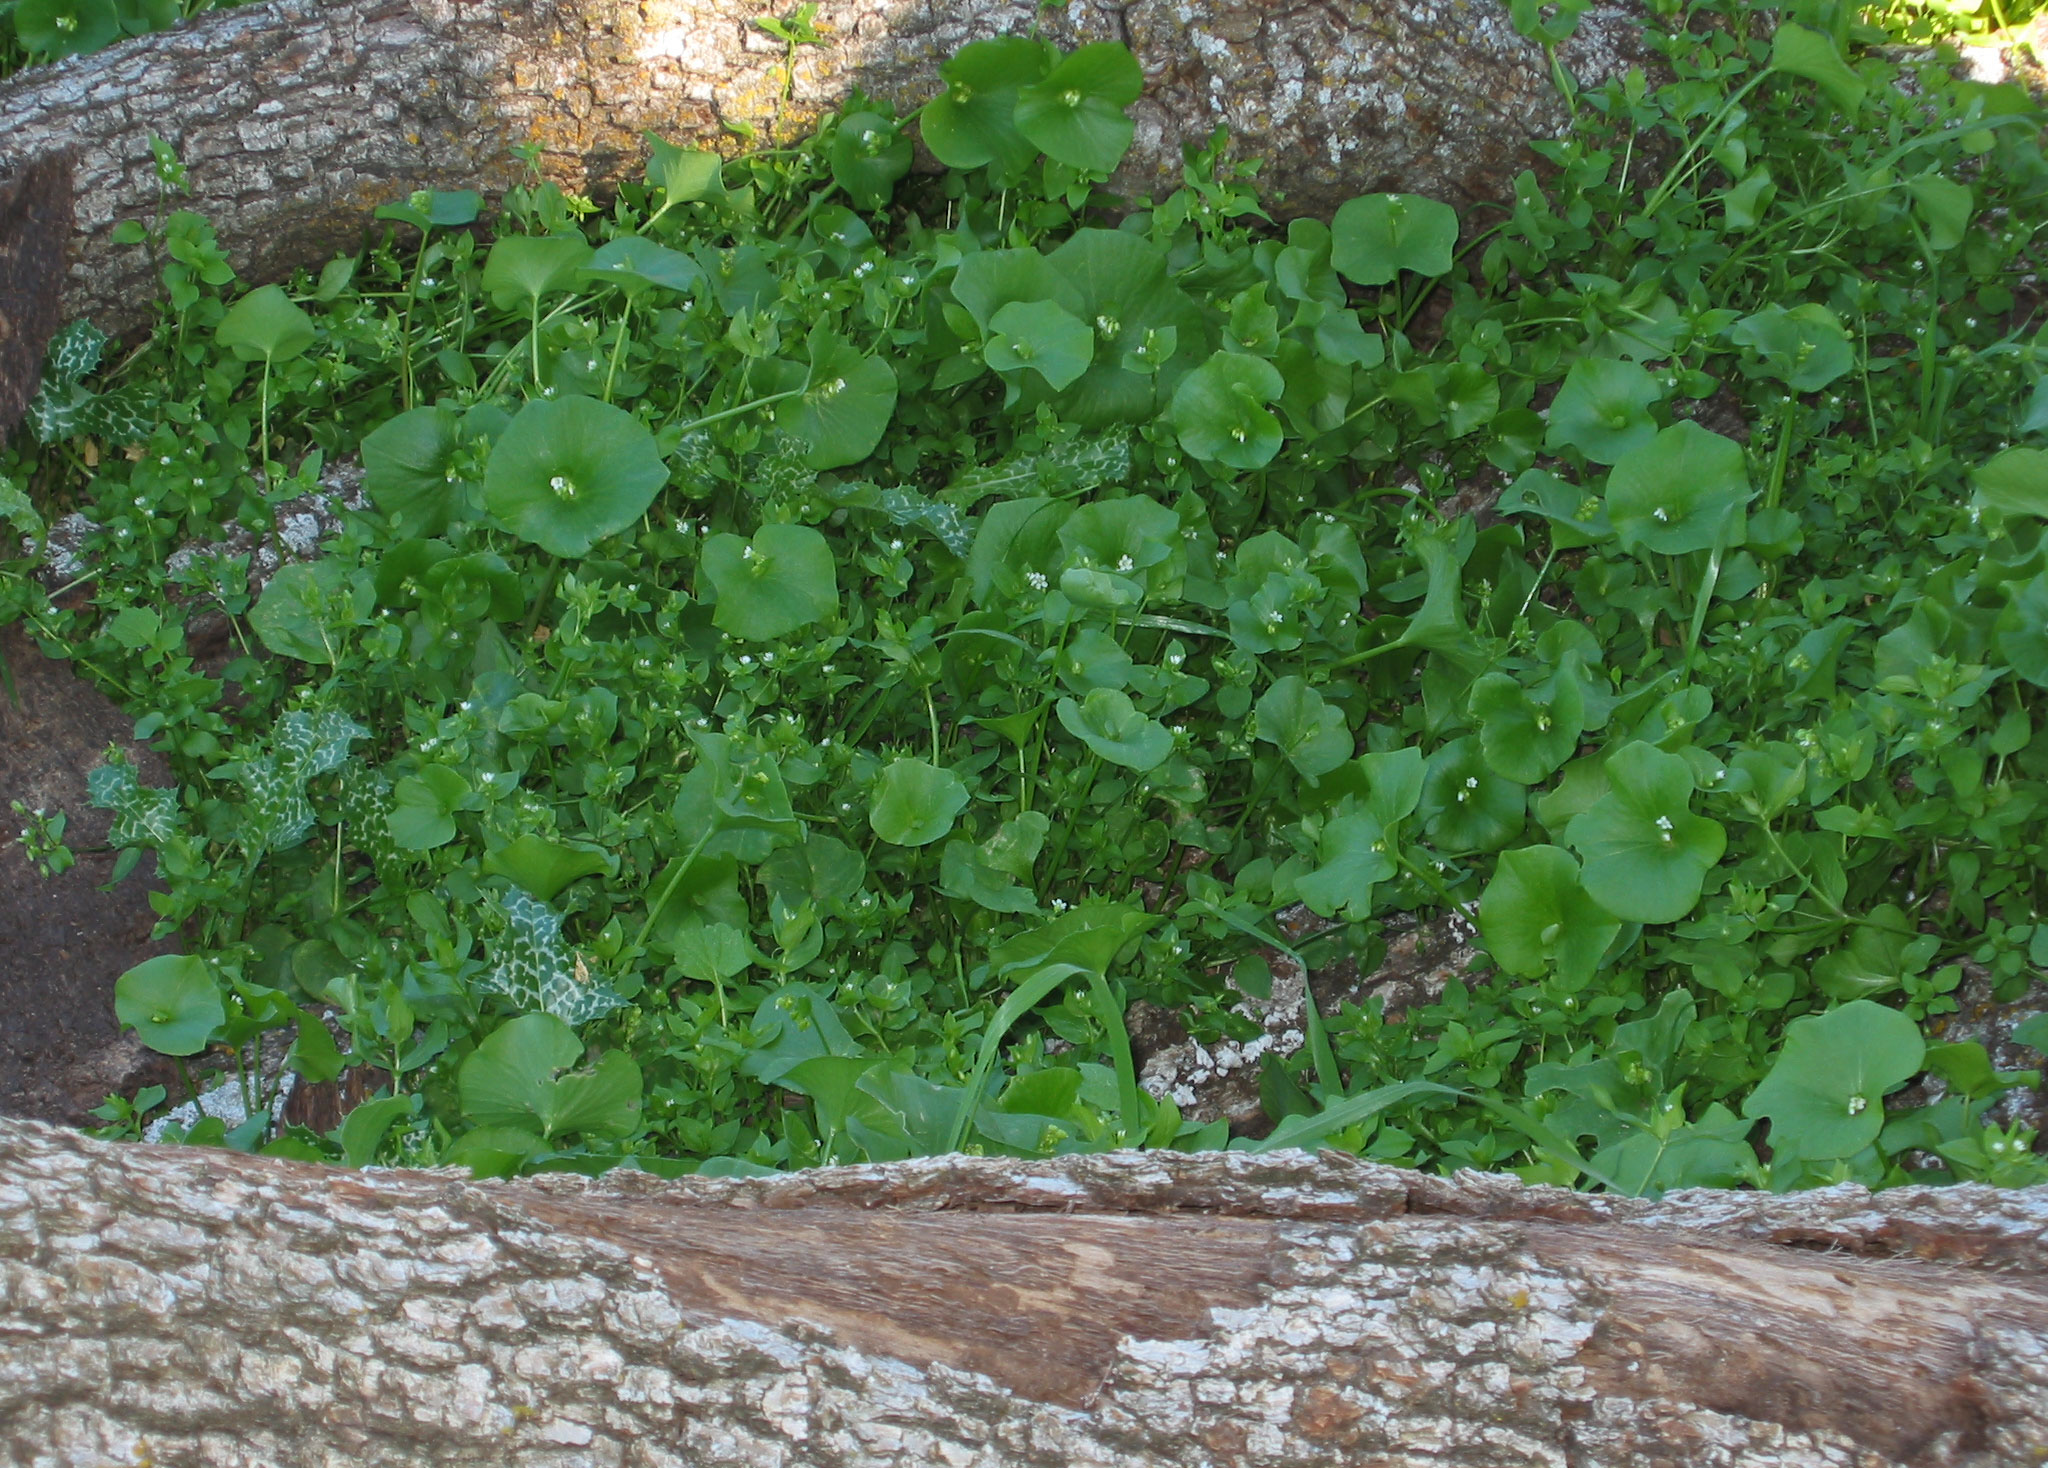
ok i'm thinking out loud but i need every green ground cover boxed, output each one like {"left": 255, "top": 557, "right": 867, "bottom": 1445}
{"left": 6, "top": 0, "right": 2048, "bottom": 1193}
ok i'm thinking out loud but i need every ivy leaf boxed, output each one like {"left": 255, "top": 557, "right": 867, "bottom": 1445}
{"left": 700, "top": 522, "right": 839, "bottom": 640}
{"left": 475, "top": 890, "right": 626, "bottom": 1025}
{"left": 1170, "top": 351, "right": 1285, "bottom": 470}
{"left": 985, "top": 299, "right": 1095, "bottom": 391}
{"left": 1014, "top": 42, "right": 1142, "bottom": 174}
{"left": 1295, "top": 808, "right": 1395, "bottom": 922}
{"left": 1478, "top": 845, "right": 1618, "bottom": 991}
{"left": 1330, "top": 193, "right": 1459, "bottom": 286}
{"left": 483, "top": 394, "right": 668, "bottom": 557}
{"left": 1545, "top": 355, "right": 1661, "bottom": 464}
{"left": 774, "top": 329, "right": 898, "bottom": 469}
{"left": 1056, "top": 688, "right": 1174, "bottom": 771}
{"left": 1565, "top": 741, "right": 1727, "bottom": 924}
{"left": 1606, "top": 421, "right": 1751, "bottom": 556}
{"left": 1744, "top": 1000, "right": 1925, "bottom": 1162}
{"left": 919, "top": 36, "right": 1053, "bottom": 175}
{"left": 870, "top": 758, "right": 971, "bottom": 845}
{"left": 1254, "top": 677, "right": 1353, "bottom": 779}
{"left": 114, "top": 954, "right": 223, "bottom": 1056}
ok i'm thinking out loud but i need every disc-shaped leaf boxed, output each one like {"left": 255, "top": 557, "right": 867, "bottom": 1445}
{"left": 919, "top": 36, "right": 1052, "bottom": 174}
{"left": 775, "top": 331, "right": 898, "bottom": 469}
{"left": 1769, "top": 21, "right": 1866, "bottom": 114}
{"left": 1606, "top": 421, "right": 1752, "bottom": 556}
{"left": 1730, "top": 303, "right": 1853, "bottom": 392}
{"left": 1565, "top": 741, "right": 1727, "bottom": 924}
{"left": 1330, "top": 193, "right": 1460, "bottom": 286}
{"left": 1255, "top": 677, "right": 1353, "bottom": 779}
{"left": 482, "top": 834, "right": 613, "bottom": 901}
{"left": 700, "top": 522, "right": 839, "bottom": 641}
{"left": 483, "top": 394, "right": 668, "bottom": 556}
{"left": 249, "top": 559, "right": 362, "bottom": 665}
{"left": 1743, "top": 1000, "right": 1925, "bottom": 1161}
{"left": 1468, "top": 670, "right": 1584, "bottom": 784}
{"left": 461, "top": 1011, "right": 642, "bottom": 1140}
{"left": 1056, "top": 688, "right": 1173, "bottom": 771}
{"left": 215, "top": 285, "right": 316, "bottom": 365}
{"left": 114, "top": 954, "right": 224, "bottom": 1057}
{"left": 14, "top": 0, "right": 119, "bottom": 59}
{"left": 1545, "top": 356, "right": 1661, "bottom": 464}
{"left": 362, "top": 406, "right": 462, "bottom": 536}
{"left": 1169, "top": 351, "right": 1285, "bottom": 470}
{"left": 585, "top": 236, "right": 705, "bottom": 297}
{"left": 870, "top": 757, "right": 971, "bottom": 846}
{"left": 1997, "top": 572, "right": 2048, "bottom": 688}
{"left": 1014, "top": 42, "right": 1142, "bottom": 174}
{"left": 985, "top": 299, "right": 1094, "bottom": 391}
{"left": 1420, "top": 736, "right": 1526, "bottom": 854}
{"left": 828, "top": 111, "right": 913, "bottom": 210}
{"left": 1478, "top": 845, "right": 1618, "bottom": 992}
{"left": 387, "top": 765, "right": 471, "bottom": 850}
{"left": 1295, "top": 809, "right": 1395, "bottom": 922}
{"left": 645, "top": 134, "right": 728, "bottom": 205}
{"left": 1974, "top": 446, "right": 2048, "bottom": 519}
{"left": 481, "top": 235, "right": 594, "bottom": 312}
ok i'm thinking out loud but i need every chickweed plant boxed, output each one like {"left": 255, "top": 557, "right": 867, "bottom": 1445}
{"left": 5, "top": 0, "right": 2048, "bottom": 1193}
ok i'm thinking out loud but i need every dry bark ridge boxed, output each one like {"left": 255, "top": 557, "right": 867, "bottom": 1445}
{"left": 3, "top": 1117, "right": 2046, "bottom": 1467}
{"left": 0, "top": 0, "right": 1656, "bottom": 337}
{"left": 0, "top": 152, "right": 72, "bottom": 439}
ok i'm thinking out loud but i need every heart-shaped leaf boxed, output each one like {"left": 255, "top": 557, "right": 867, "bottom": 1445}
{"left": 115, "top": 954, "right": 224, "bottom": 1057}
{"left": 700, "top": 522, "right": 839, "bottom": 640}
{"left": 1330, "top": 193, "right": 1460, "bottom": 286}
{"left": 870, "top": 757, "right": 971, "bottom": 845}
{"left": 1730, "top": 304, "right": 1854, "bottom": 392}
{"left": 1295, "top": 808, "right": 1395, "bottom": 921}
{"left": 481, "top": 235, "right": 594, "bottom": 312}
{"left": 215, "top": 285, "right": 315, "bottom": 365}
{"left": 1546, "top": 356, "right": 1661, "bottom": 464}
{"left": 1606, "top": 421, "right": 1752, "bottom": 556}
{"left": 1014, "top": 42, "right": 1143, "bottom": 174}
{"left": 387, "top": 765, "right": 471, "bottom": 850}
{"left": 1565, "top": 741, "right": 1727, "bottom": 924}
{"left": 584, "top": 236, "right": 705, "bottom": 297}
{"left": 1057, "top": 688, "right": 1174, "bottom": 770}
{"left": 645, "top": 134, "right": 728, "bottom": 205}
{"left": 985, "top": 299, "right": 1095, "bottom": 391}
{"left": 460, "top": 1012, "right": 642, "bottom": 1141}
{"left": 775, "top": 330, "right": 898, "bottom": 469}
{"left": 921, "top": 36, "right": 1056, "bottom": 175}
{"left": 1478, "top": 845, "right": 1618, "bottom": 991}
{"left": 1744, "top": 1000, "right": 1924, "bottom": 1161}
{"left": 1468, "top": 670, "right": 1584, "bottom": 783}
{"left": 1255, "top": 677, "right": 1353, "bottom": 779}
{"left": 1769, "top": 21, "right": 1867, "bottom": 114}
{"left": 829, "top": 111, "right": 913, "bottom": 209}
{"left": 483, "top": 394, "right": 668, "bottom": 556}
{"left": 482, "top": 833, "right": 615, "bottom": 900}
{"left": 1170, "top": 351, "right": 1285, "bottom": 470}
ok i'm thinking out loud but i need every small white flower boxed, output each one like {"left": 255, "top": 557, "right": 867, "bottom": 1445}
{"left": 1116, "top": 554, "right": 1136, "bottom": 573}
{"left": 1026, "top": 571, "right": 1049, "bottom": 591}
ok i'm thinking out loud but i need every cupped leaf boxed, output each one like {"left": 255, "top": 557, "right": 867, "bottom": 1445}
{"left": 1330, "top": 192, "right": 1460, "bottom": 286}
{"left": 870, "top": 758, "right": 971, "bottom": 845}
{"left": 585, "top": 236, "right": 706, "bottom": 296}
{"left": 460, "top": 1012, "right": 642, "bottom": 1141}
{"left": 1169, "top": 351, "right": 1285, "bottom": 470}
{"left": 249, "top": 559, "right": 366, "bottom": 665}
{"left": 1974, "top": 447, "right": 2048, "bottom": 519}
{"left": 1295, "top": 807, "right": 1394, "bottom": 922}
{"left": 1255, "top": 677, "right": 1353, "bottom": 779}
{"left": 215, "top": 285, "right": 315, "bottom": 365}
{"left": 483, "top": 394, "right": 668, "bottom": 556}
{"left": 482, "top": 833, "right": 615, "bottom": 901}
{"left": 1468, "top": 670, "right": 1584, "bottom": 784}
{"left": 1478, "top": 845, "right": 1619, "bottom": 991}
{"left": 481, "top": 235, "right": 594, "bottom": 312}
{"left": 361, "top": 406, "right": 463, "bottom": 536}
{"left": 1606, "top": 421, "right": 1751, "bottom": 556}
{"left": 1565, "top": 741, "right": 1727, "bottom": 924}
{"left": 985, "top": 299, "right": 1095, "bottom": 391}
{"left": 921, "top": 36, "right": 1056, "bottom": 174}
{"left": 775, "top": 330, "right": 898, "bottom": 469}
{"left": 829, "top": 111, "right": 913, "bottom": 209}
{"left": 1744, "top": 1000, "right": 1925, "bottom": 1162}
{"left": 1730, "top": 303, "right": 1854, "bottom": 392}
{"left": 1546, "top": 356, "right": 1661, "bottom": 464}
{"left": 1420, "top": 736, "right": 1526, "bottom": 854}
{"left": 1014, "top": 42, "right": 1143, "bottom": 174}
{"left": 1769, "top": 21, "right": 1867, "bottom": 114}
{"left": 1056, "top": 688, "right": 1174, "bottom": 771}
{"left": 114, "top": 954, "right": 223, "bottom": 1057}
{"left": 13, "top": 0, "right": 118, "bottom": 56}
{"left": 700, "top": 522, "right": 839, "bottom": 640}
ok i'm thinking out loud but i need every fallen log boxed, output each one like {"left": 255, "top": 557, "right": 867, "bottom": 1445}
{"left": 0, "top": 0, "right": 1658, "bottom": 336}
{"left": 2, "top": 1117, "right": 2045, "bottom": 1465}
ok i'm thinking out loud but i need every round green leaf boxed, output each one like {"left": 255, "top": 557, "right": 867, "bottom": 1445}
{"left": 1254, "top": 676, "right": 1353, "bottom": 779}
{"left": 828, "top": 111, "right": 913, "bottom": 210}
{"left": 249, "top": 559, "right": 360, "bottom": 665}
{"left": 215, "top": 285, "right": 315, "bottom": 365}
{"left": 387, "top": 765, "right": 471, "bottom": 850}
{"left": 1468, "top": 671, "right": 1584, "bottom": 784}
{"left": 1606, "top": 421, "right": 1752, "bottom": 556}
{"left": 1169, "top": 351, "right": 1285, "bottom": 470}
{"left": 14, "top": 0, "right": 119, "bottom": 59}
{"left": 1997, "top": 572, "right": 2048, "bottom": 688}
{"left": 481, "top": 235, "right": 594, "bottom": 312}
{"left": 1974, "top": 446, "right": 2048, "bottom": 520}
{"left": 584, "top": 236, "right": 705, "bottom": 297}
{"left": 1478, "top": 845, "right": 1619, "bottom": 992}
{"left": 870, "top": 758, "right": 971, "bottom": 845}
{"left": 920, "top": 36, "right": 1052, "bottom": 174}
{"left": 1565, "top": 741, "right": 1727, "bottom": 924}
{"left": 459, "top": 1013, "right": 642, "bottom": 1141}
{"left": 1730, "top": 303, "right": 1853, "bottom": 392}
{"left": 775, "top": 331, "right": 898, "bottom": 469}
{"left": 115, "top": 954, "right": 224, "bottom": 1057}
{"left": 1421, "top": 736, "right": 1526, "bottom": 854}
{"left": 1056, "top": 688, "right": 1174, "bottom": 771}
{"left": 1014, "top": 42, "right": 1142, "bottom": 174}
{"left": 985, "top": 299, "right": 1095, "bottom": 391}
{"left": 362, "top": 406, "right": 463, "bottom": 536}
{"left": 483, "top": 395, "right": 668, "bottom": 557}
{"left": 1743, "top": 1000, "right": 1925, "bottom": 1161}
{"left": 1330, "top": 193, "right": 1459, "bottom": 286}
{"left": 1295, "top": 810, "right": 1395, "bottom": 922}
{"left": 1545, "top": 356, "right": 1662, "bottom": 465}
{"left": 700, "top": 522, "right": 838, "bottom": 640}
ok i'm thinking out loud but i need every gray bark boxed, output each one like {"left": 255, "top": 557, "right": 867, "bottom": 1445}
{"left": 4, "top": 1117, "right": 2047, "bottom": 1466}
{"left": 0, "top": 0, "right": 1656, "bottom": 337}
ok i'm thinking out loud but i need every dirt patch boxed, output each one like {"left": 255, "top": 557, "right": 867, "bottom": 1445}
{"left": 0, "top": 622, "right": 177, "bottom": 1123}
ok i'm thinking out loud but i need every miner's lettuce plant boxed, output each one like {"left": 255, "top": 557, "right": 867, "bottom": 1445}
{"left": 5, "top": 0, "right": 2048, "bottom": 1194}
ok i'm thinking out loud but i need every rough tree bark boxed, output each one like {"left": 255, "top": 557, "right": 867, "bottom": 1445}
{"left": 0, "top": 0, "right": 1657, "bottom": 337}
{"left": 3, "top": 1118, "right": 2046, "bottom": 1467}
